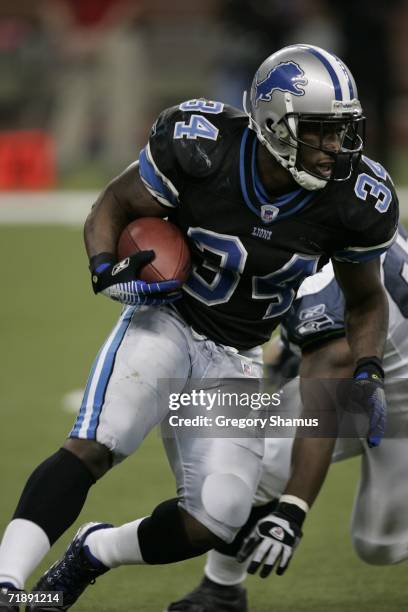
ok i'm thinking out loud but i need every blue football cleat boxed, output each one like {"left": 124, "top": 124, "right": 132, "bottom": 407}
{"left": 26, "top": 522, "right": 113, "bottom": 611}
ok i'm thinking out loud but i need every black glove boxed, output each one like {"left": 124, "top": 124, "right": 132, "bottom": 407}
{"left": 90, "top": 251, "right": 182, "bottom": 306}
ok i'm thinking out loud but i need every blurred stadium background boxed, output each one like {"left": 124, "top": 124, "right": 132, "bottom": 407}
{"left": 1, "top": 1, "right": 408, "bottom": 611}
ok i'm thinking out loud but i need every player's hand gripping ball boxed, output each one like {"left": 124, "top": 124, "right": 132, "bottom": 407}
{"left": 90, "top": 218, "right": 191, "bottom": 306}
{"left": 117, "top": 217, "right": 191, "bottom": 284}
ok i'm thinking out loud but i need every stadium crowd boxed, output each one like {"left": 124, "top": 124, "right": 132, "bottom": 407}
{"left": 0, "top": 0, "right": 406, "bottom": 180}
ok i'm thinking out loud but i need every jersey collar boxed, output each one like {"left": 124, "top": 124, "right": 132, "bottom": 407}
{"left": 239, "top": 128, "right": 316, "bottom": 224}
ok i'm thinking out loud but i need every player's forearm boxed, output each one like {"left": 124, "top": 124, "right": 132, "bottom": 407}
{"left": 333, "top": 258, "right": 388, "bottom": 363}
{"left": 84, "top": 186, "right": 132, "bottom": 259}
{"left": 281, "top": 339, "right": 351, "bottom": 509}
{"left": 283, "top": 436, "right": 335, "bottom": 507}
{"left": 345, "top": 288, "right": 388, "bottom": 362}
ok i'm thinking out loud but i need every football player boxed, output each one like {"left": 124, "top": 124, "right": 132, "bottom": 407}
{"left": 166, "top": 225, "right": 408, "bottom": 612}
{"left": 0, "top": 44, "right": 398, "bottom": 611}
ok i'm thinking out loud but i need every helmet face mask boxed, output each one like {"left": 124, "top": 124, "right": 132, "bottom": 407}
{"left": 245, "top": 44, "right": 365, "bottom": 190}
{"left": 287, "top": 113, "right": 365, "bottom": 182}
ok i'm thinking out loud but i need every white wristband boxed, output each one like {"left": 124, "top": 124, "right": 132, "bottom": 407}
{"left": 279, "top": 494, "right": 310, "bottom": 514}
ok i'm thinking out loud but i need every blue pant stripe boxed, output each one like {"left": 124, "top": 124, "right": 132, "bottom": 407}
{"left": 70, "top": 307, "right": 134, "bottom": 439}
{"left": 85, "top": 311, "right": 133, "bottom": 438}
{"left": 69, "top": 345, "right": 104, "bottom": 437}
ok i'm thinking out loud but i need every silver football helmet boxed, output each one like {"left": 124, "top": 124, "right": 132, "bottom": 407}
{"left": 244, "top": 44, "right": 365, "bottom": 190}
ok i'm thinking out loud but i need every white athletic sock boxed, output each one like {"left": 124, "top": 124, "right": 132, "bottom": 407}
{"left": 0, "top": 519, "right": 50, "bottom": 589}
{"left": 84, "top": 518, "right": 147, "bottom": 568}
{"left": 204, "top": 550, "right": 249, "bottom": 586}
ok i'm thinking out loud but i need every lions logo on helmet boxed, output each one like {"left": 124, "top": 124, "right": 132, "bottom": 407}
{"left": 255, "top": 62, "right": 307, "bottom": 107}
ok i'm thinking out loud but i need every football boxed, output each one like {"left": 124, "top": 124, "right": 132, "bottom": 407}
{"left": 117, "top": 217, "right": 191, "bottom": 284}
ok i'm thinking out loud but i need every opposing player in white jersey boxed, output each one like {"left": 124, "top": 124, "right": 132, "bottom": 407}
{"left": 0, "top": 44, "right": 398, "bottom": 612}
{"left": 166, "top": 224, "right": 408, "bottom": 612}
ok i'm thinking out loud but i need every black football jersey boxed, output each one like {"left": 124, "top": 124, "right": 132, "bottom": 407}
{"left": 138, "top": 99, "right": 398, "bottom": 350}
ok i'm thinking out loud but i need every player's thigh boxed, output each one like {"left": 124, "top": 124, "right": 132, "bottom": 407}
{"left": 163, "top": 344, "right": 264, "bottom": 543}
{"left": 254, "top": 437, "right": 293, "bottom": 503}
{"left": 70, "top": 306, "right": 190, "bottom": 461}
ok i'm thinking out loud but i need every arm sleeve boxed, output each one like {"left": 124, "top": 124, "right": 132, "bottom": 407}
{"left": 138, "top": 107, "right": 182, "bottom": 209}
{"left": 281, "top": 265, "right": 346, "bottom": 351}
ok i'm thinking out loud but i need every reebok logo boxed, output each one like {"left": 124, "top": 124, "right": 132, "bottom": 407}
{"left": 112, "top": 258, "right": 130, "bottom": 276}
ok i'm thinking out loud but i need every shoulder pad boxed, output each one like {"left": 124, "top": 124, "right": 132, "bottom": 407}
{"left": 139, "top": 101, "right": 246, "bottom": 207}
{"left": 150, "top": 100, "right": 246, "bottom": 179}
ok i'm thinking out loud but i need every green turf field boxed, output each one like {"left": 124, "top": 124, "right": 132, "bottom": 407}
{"left": 1, "top": 226, "right": 406, "bottom": 612}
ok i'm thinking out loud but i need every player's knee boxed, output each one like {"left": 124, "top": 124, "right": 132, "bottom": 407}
{"left": 352, "top": 534, "right": 395, "bottom": 565}
{"left": 139, "top": 499, "right": 216, "bottom": 564}
{"left": 201, "top": 473, "right": 253, "bottom": 533}
{"left": 63, "top": 438, "right": 112, "bottom": 480}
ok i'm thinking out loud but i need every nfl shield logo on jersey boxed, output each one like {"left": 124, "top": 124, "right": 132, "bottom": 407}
{"left": 261, "top": 205, "right": 279, "bottom": 223}
{"left": 241, "top": 361, "right": 253, "bottom": 376}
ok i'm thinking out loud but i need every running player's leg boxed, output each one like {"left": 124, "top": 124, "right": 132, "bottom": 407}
{"left": 20, "top": 330, "right": 266, "bottom": 611}
{"left": 0, "top": 306, "right": 190, "bottom": 590}
{"left": 85, "top": 335, "right": 266, "bottom": 569}
{"left": 164, "top": 341, "right": 267, "bottom": 611}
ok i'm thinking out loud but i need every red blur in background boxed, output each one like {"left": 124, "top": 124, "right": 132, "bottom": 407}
{"left": 0, "top": 130, "right": 56, "bottom": 189}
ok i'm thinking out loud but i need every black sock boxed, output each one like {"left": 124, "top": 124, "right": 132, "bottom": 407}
{"left": 138, "top": 499, "right": 211, "bottom": 564}
{"left": 13, "top": 448, "right": 95, "bottom": 545}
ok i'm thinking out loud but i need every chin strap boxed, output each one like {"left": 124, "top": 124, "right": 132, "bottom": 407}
{"left": 288, "top": 166, "right": 327, "bottom": 190}
{"left": 243, "top": 90, "right": 327, "bottom": 192}
{"left": 256, "top": 127, "right": 327, "bottom": 191}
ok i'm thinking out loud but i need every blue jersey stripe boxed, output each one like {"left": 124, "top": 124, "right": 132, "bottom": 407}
{"left": 273, "top": 192, "right": 315, "bottom": 219}
{"left": 240, "top": 128, "right": 314, "bottom": 220}
{"left": 240, "top": 128, "right": 261, "bottom": 216}
{"left": 251, "top": 139, "right": 303, "bottom": 205}
{"left": 251, "top": 139, "right": 270, "bottom": 203}
{"left": 139, "top": 147, "right": 178, "bottom": 207}
{"left": 305, "top": 47, "right": 343, "bottom": 101}
{"left": 333, "top": 246, "right": 389, "bottom": 263}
